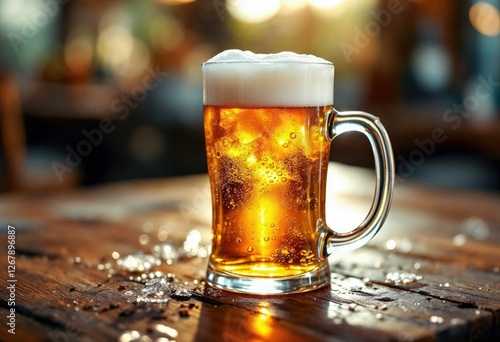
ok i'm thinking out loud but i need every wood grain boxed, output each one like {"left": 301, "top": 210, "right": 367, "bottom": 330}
{"left": 0, "top": 163, "right": 499, "bottom": 341}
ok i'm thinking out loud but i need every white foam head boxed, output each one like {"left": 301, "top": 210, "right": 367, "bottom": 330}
{"left": 202, "top": 50, "right": 334, "bottom": 107}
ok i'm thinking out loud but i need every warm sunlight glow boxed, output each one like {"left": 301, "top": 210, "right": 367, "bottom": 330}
{"left": 157, "top": 0, "right": 196, "bottom": 5}
{"left": 226, "top": 0, "right": 281, "bottom": 24}
{"left": 308, "top": 0, "right": 345, "bottom": 10}
{"left": 281, "top": 0, "right": 308, "bottom": 14}
{"left": 469, "top": 2, "right": 500, "bottom": 36}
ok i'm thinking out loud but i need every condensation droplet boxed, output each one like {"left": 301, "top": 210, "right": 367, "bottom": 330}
{"left": 247, "top": 246, "right": 254, "bottom": 253}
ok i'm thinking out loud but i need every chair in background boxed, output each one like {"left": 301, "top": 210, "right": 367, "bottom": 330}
{"left": 0, "top": 71, "right": 80, "bottom": 192}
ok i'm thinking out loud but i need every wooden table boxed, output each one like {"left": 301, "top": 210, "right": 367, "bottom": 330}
{"left": 1, "top": 163, "right": 499, "bottom": 341}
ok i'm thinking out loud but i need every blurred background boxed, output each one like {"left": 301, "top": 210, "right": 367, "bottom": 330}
{"left": 0, "top": 0, "right": 499, "bottom": 193}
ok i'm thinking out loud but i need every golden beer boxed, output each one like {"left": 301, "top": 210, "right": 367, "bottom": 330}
{"left": 204, "top": 105, "right": 332, "bottom": 278}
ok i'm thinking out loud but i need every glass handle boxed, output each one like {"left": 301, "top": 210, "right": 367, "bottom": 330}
{"left": 319, "top": 110, "right": 395, "bottom": 258}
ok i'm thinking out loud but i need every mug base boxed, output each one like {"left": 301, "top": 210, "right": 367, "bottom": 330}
{"left": 206, "top": 263, "right": 331, "bottom": 295}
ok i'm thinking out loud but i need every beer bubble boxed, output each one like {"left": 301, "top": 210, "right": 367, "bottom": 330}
{"left": 288, "top": 259, "right": 293, "bottom": 264}
{"left": 290, "top": 132, "right": 296, "bottom": 139}
{"left": 281, "top": 177, "right": 287, "bottom": 182}
{"left": 271, "top": 236, "right": 276, "bottom": 240}
{"left": 263, "top": 157, "right": 268, "bottom": 161}
{"left": 216, "top": 151, "right": 221, "bottom": 158}
{"left": 264, "top": 237, "right": 269, "bottom": 242}
{"left": 270, "top": 223, "right": 275, "bottom": 228}
{"left": 236, "top": 237, "right": 242, "bottom": 243}
{"left": 247, "top": 246, "right": 254, "bottom": 252}
{"left": 222, "top": 138, "right": 230, "bottom": 146}
{"left": 282, "top": 143, "right": 289, "bottom": 148}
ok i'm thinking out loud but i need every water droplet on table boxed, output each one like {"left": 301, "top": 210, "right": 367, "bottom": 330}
{"left": 154, "top": 324, "right": 179, "bottom": 339}
{"left": 385, "top": 272, "right": 423, "bottom": 285}
{"left": 136, "top": 278, "right": 171, "bottom": 304}
{"left": 118, "top": 330, "right": 142, "bottom": 342}
{"left": 462, "top": 216, "right": 490, "bottom": 240}
{"left": 172, "top": 288, "right": 192, "bottom": 301}
{"left": 153, "top": 243, "right": 180, "bottom": 265}
{"left": 430, "top": 315, "right": 444, "bottom": 324}
{"left": 116, "top": 253, "right": 159, "bottom": 273}
{"left": 453, "top": 234, "right": 467, "bottom": 246}
{"left": 385, "top": 239, "right": 397, "bottom": 250}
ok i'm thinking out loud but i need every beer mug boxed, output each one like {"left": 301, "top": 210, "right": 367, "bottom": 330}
{"left": 202, "top": 50, "right": 394, "bottom": 294}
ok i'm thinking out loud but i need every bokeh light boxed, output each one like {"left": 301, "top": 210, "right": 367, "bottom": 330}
{"left": 97, "top": 25, "right": 150, "bottom": 79}
{"left": 280, "top": 0, "right": 308, "bottom": 14}
{"left": 469, "top": 2, "right": 500, "bottom": 36}
{"left": 226, "top": 0, "right": 281, "bottom": 24}
{"left": 308, "top": 0, "right": 345, "bottom": 10}
{"left": 64, "top": 29, "right": 94, "bottom": 75}
{"left": 157, "top": 0, "right": 196, "bottom": 5}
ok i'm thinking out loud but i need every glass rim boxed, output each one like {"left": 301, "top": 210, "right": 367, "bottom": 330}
{"left": 202, "top": 60, "right": 333, "bottom": 66}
